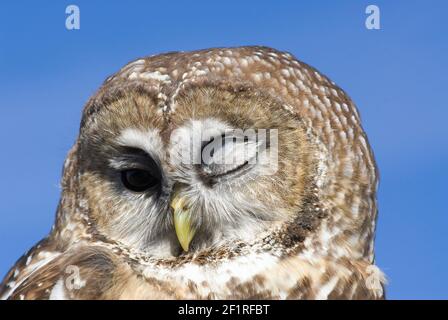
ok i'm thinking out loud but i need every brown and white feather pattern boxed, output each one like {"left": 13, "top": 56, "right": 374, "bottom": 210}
{"left": 0, "top": 46, "right": 385, "bottom": 300}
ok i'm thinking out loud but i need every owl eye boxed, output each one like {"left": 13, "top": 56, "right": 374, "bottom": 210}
{"left": 121, "top": 169, "right": 159, "bottom": 192}
{"left": 200, "top": 133, "right": 255, "bottom": 177}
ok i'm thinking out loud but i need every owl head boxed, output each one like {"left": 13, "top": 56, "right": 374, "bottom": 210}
{"left": 55, "top": 46, "right": 378, "bottom": 262}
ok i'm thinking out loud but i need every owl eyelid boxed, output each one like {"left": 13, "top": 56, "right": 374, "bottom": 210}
{"left": 205, "top": 160, "right": 251, "bottom": 178}
{"left": 118, "top": 146, "right": 157, "bottom": 160}
{"left": 200, "top": 135, "right": 258, "bottom": 180}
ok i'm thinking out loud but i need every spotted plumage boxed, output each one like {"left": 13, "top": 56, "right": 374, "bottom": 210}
{"left": 0, "top": 46, "right": 385, "bottom": 300}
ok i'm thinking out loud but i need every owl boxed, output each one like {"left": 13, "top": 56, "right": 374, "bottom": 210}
{"left": 0, "top": 46, "right": 385, "bottom": 300}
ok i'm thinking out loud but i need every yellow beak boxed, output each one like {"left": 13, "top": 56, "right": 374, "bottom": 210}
{"left": 171, "top": 194, "right": 196, "bottom": 252}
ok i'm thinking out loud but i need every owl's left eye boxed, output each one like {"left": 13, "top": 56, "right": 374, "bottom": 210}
{"left": 121, "top": 169, "right": 159, "bottom": 192}
{"left": 200, "top": 133, "right": 255, "bottom": 178}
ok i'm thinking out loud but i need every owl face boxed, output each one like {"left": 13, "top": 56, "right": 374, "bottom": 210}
{"left": 79, "top": 87, "right": 314, "bottom": 257}
{"left": 0, "top": 47, "right": 383, "bottom": 301}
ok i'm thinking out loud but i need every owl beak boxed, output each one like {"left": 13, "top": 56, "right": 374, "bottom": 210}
{"left": 171, "top": 195, "right": 196, "bottom": 252}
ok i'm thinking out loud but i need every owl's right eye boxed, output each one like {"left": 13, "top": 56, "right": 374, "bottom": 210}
{"left": 121, "top": 169, "right": 159, "bottom": 192}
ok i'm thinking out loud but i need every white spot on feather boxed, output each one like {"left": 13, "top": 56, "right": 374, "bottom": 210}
{"left": 315, "top": 276, "right": 339, "bottom": 300}
{"left": 1, "top": 251, "right": 60, "bottom": 300}
{"left": 142, "top": 252, "right": 279, "bottom": 297}
{"left": 49, "top": 279, "right": 67, "bottom": 300}
{"left": 139, "top": 71, "right": 171, "bottom": 83}
{"left": 222, "top": 57, "right": 232, "bottom": 66}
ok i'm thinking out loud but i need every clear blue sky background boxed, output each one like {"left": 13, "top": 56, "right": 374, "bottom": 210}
{"left": 0, "top": 1, "right": 446, "bottom": 299}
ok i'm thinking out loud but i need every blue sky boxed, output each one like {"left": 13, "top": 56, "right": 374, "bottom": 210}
{"left": 0, "top": 1, "right": 447, "bottom": 299}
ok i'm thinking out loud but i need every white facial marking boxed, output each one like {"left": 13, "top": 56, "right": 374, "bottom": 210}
{"left": 116, "top": 128, "right": 164, "bottom": 161}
